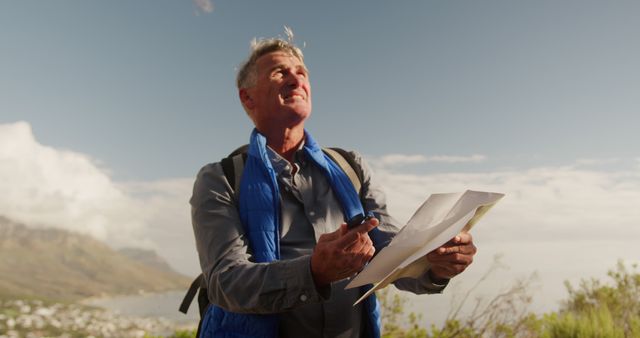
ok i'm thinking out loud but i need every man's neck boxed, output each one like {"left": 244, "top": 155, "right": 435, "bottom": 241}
{"left": 262, "top": 125, "right": 305, "bottom": 163}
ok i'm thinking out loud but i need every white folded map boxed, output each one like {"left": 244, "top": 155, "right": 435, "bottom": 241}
{"left": 345, "top": 190, "right": 505, "bottom": 305}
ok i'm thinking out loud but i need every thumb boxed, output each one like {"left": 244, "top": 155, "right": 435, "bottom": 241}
{"left": 354, "top": 217, "right": 379, "bottom": 234}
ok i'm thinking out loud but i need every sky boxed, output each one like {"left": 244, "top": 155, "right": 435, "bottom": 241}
{"left": 1, "top": 0, "right": 640, "bottom": 326}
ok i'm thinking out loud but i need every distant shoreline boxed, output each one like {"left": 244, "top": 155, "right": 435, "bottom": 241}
{"left": 78, "top": 287, "right": 187, "bottom": 303}
{"left": 80, "top": 289, "right": 199, "bottom": 326}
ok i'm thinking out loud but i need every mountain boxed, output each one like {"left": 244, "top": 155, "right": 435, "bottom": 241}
{"left": 117, "top": 247, "right": 177, "bottom": 274}
{"left": 0, "top": 216, "right": 191, "bottom": 301}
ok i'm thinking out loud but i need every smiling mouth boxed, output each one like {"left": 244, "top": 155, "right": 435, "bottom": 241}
{"left": 283, "top": 93, "right": 305, "bottom": 101}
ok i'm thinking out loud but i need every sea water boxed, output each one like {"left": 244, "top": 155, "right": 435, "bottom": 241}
{"left": 82, "top": 290, "right": 200, "bottom": 327}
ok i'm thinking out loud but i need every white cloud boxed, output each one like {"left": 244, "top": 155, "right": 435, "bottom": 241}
{"left": 378, "top": 154, "right": 428, "bottom": 166}
{"left": 426, "top": 154, "right": 487, "bottom": 163}
{"left": 194, "top": 0, "right": 214, "bottom": 14}
{"left": 0, "top": 121, "right": 198, "bottom": 274}
{"left": 377, "top": 153, "right": 486, "bottom": 167}
{"left": 0, "top": 122, "right": 146, "bottom": 246}
{"left": 374, "top": 165, "right": 640, "bottom": 242}
{"left": 120, "top": 178, "right": 199, "bottom": 274}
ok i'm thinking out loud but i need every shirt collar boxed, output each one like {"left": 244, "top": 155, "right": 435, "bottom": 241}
{"left": 266, "top": 140, "right": 307, "bottom": 176}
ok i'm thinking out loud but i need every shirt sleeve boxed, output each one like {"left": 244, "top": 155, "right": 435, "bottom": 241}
{"left": 190, "top": 163, "right": 330, "bottom": 314}
{"left": 350, "top": 151, "right": 449, "bottom": 294}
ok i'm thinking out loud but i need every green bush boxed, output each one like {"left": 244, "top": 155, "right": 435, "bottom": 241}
{"left": 378, "top": 260, "right": 640, "bottom": 338}
{"left": 144, "top": 328, "right": 197, "bottom": 338}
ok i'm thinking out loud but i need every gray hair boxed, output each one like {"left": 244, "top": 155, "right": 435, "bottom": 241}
{"left": 236, "top": 27, "right": 304, "bottom": 89}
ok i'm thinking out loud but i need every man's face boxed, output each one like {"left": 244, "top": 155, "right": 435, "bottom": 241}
{"left": 242, "top": 51, "right": 312, "bottom": 132}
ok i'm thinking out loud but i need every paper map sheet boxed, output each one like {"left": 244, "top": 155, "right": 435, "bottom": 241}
{"left": 345, "top": 190, "right": 505, "bottom": 305}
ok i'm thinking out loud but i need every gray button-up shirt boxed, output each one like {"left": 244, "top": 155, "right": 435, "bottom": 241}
{"left": 190, "top": 147, "right": 447, "bottom": 338}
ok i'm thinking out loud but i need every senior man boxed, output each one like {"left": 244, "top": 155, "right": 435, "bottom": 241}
{"left": 190, "top": 34, "right": 476, "bottom": 338}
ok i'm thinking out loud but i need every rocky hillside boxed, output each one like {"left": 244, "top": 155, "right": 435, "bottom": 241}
{"left": 0, "top": 216, "right": 191, "bottom": 301}
{"left": 117, "top": 247, "right": 176, "bottom": 274}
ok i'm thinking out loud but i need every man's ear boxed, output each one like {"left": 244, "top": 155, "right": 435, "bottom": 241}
{"left": 239, "top": 88, "right": 255, "bottom": 112}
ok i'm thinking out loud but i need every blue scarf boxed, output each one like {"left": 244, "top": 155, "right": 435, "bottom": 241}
{"left": 200, "top": 129, "right": 379, "bottom": 338}
{"left": 239, "top": 129, "right": 367, "bottom": 262}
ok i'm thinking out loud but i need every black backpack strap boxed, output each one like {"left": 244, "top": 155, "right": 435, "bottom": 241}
{"left": 194, "top": 285, "right": 209, "bottom": 338}
{"left": 221, "top": 145, "right": 248, "bottom": 193}
{"left": 229, "top": 144, "right": 249, "bottom": 157}
{"left": 179, "top": 145, "right": 249, "bottom": 317}
{"left": 179, "top": 273, "right": 204, "bottom": 314}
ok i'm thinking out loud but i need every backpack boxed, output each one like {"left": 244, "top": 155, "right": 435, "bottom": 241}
{"left": 179, "top": 146, "right": 365, "bottom": 336}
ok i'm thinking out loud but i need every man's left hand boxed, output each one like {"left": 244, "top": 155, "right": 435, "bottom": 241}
{"left": 426, "top": 232, "right": 477, "bottom": 282}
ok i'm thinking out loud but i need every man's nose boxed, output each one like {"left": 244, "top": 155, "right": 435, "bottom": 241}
{"left": 285, "top": 71, "right": 305, "bottom": 88}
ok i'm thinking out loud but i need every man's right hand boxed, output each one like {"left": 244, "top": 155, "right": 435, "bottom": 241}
{"left": 310, "top": 218, "right": 379, "bottom": 287}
